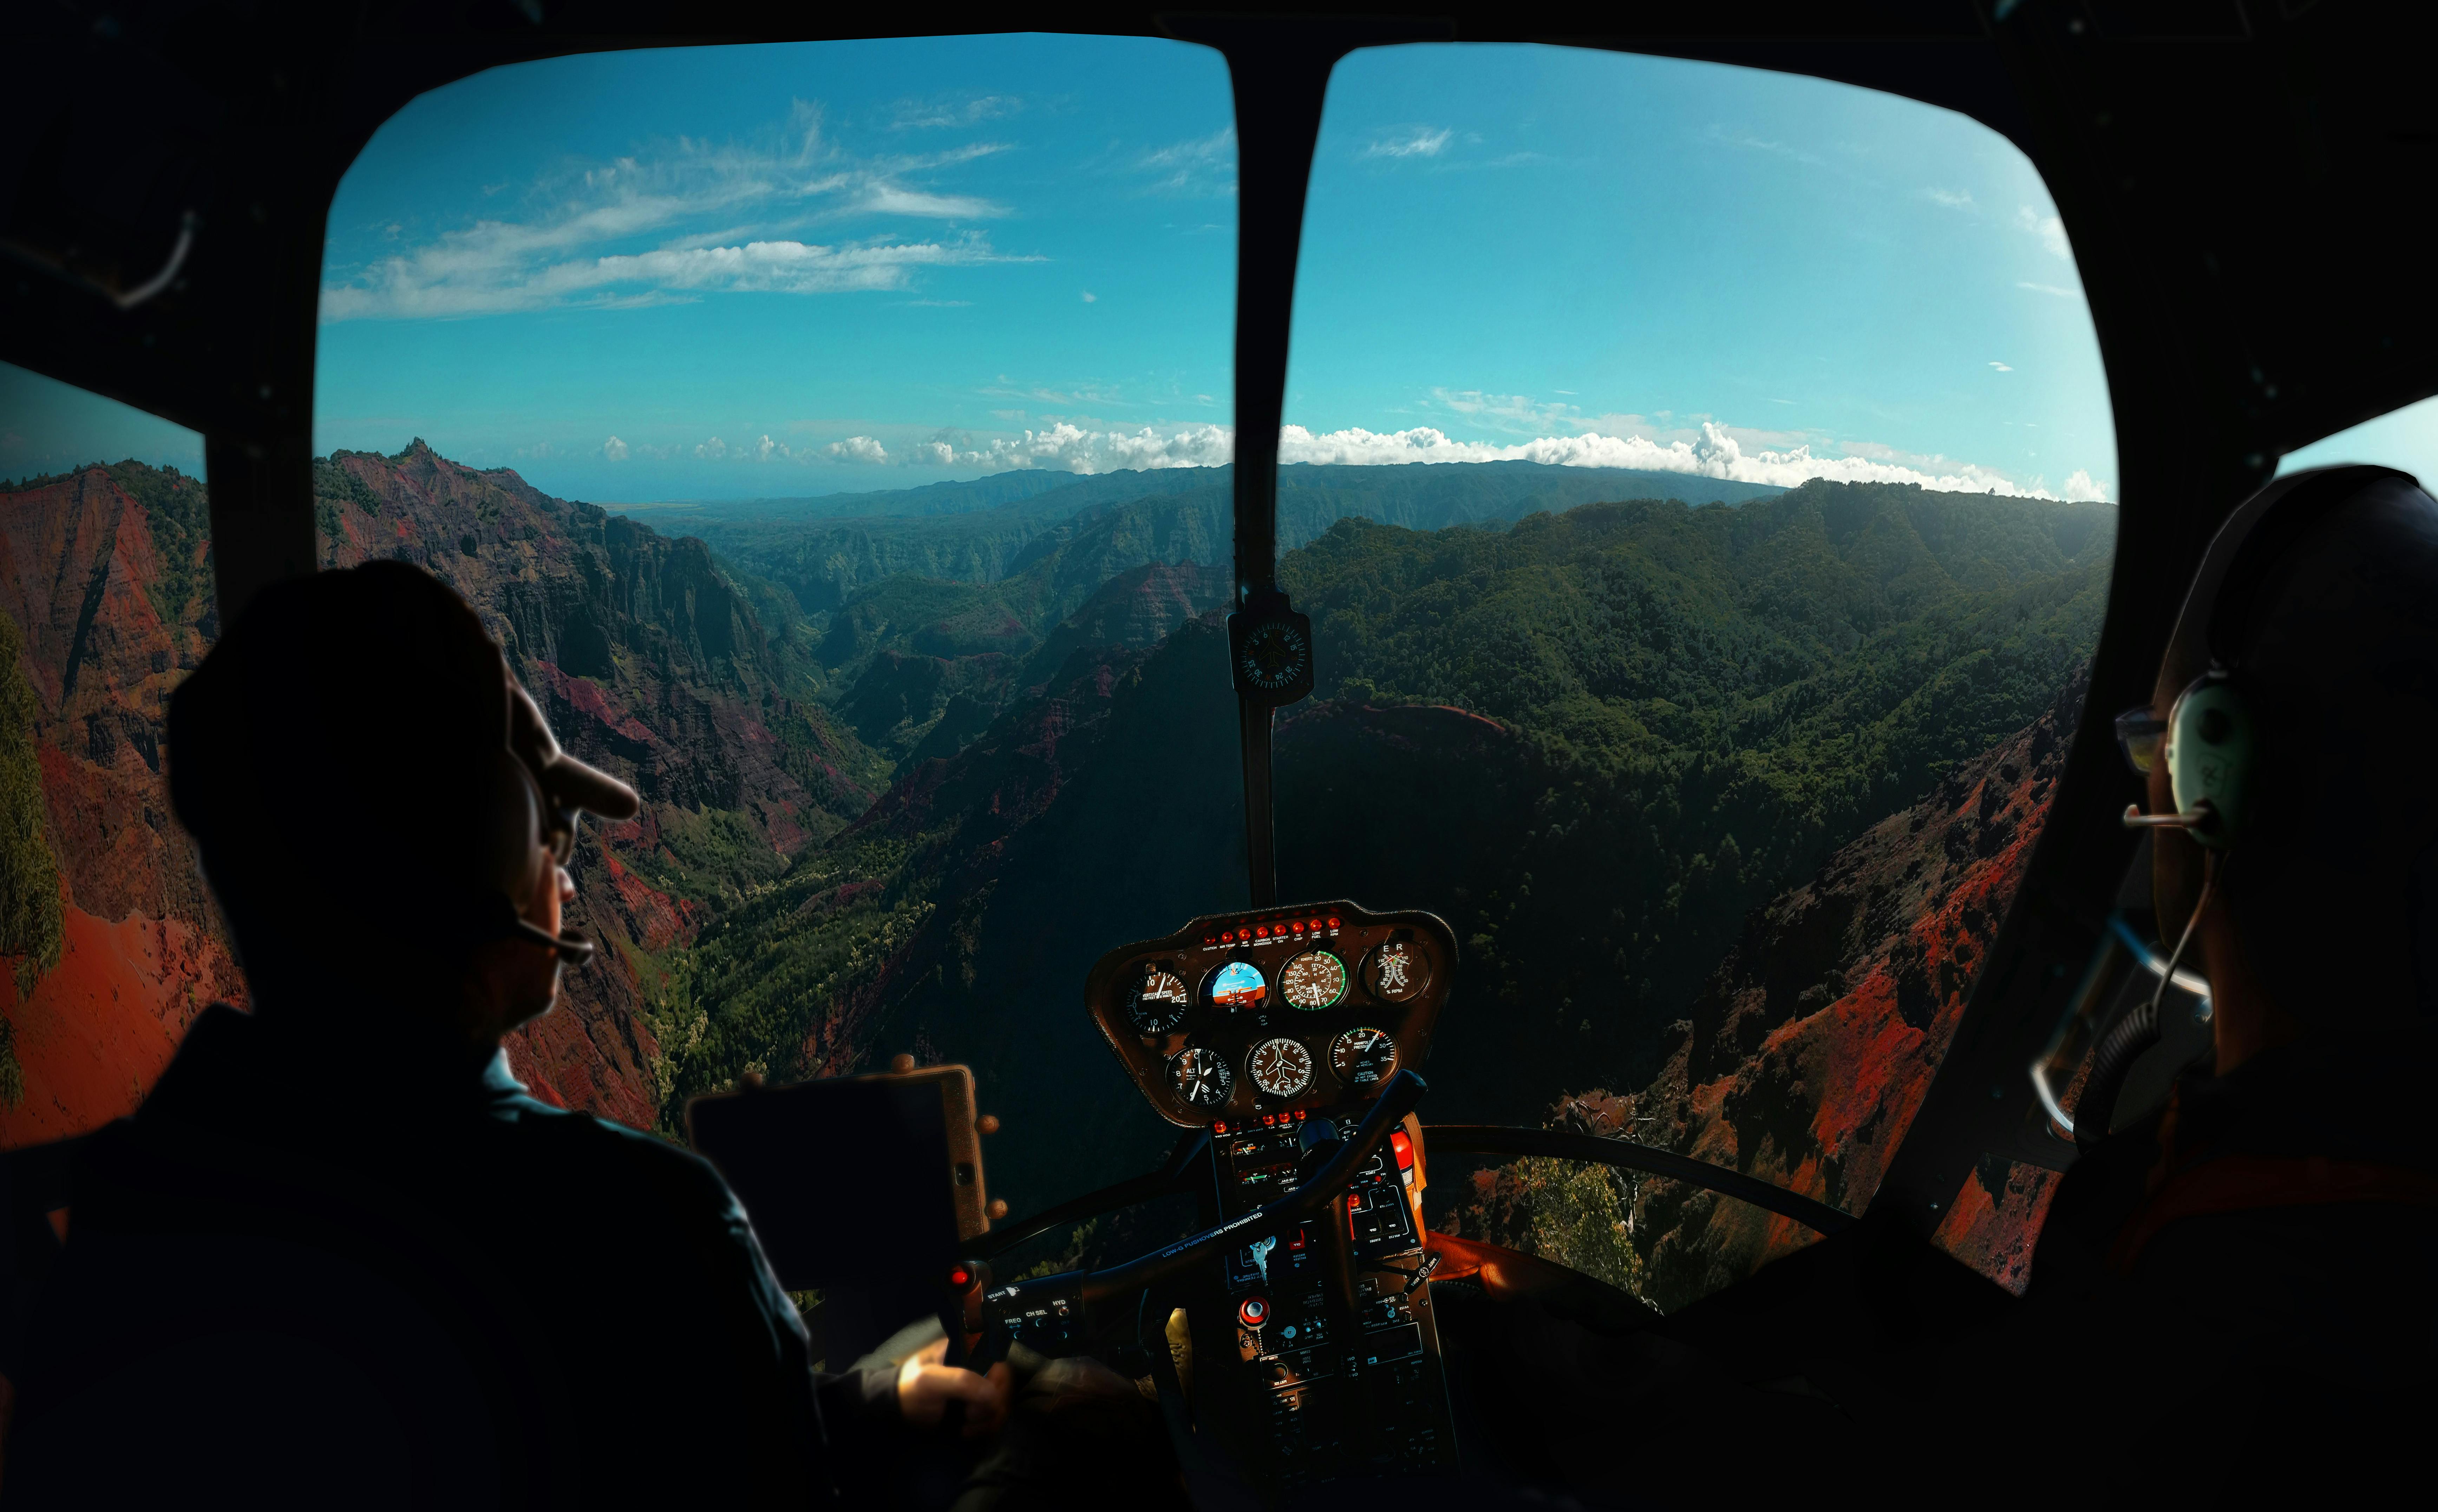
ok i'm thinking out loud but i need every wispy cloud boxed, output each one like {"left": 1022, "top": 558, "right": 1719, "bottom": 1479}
{"left": 1363, "top": 126, "right": 1453, "bottom": 160}
{"left": 1924, "top": 187, "right": 1975, "bottom": 210}
{"left": 321, "top": 100, "right": 1025, "bottom": 320}
{"left": 2017, "top": 204, "right": 2071, "bottom": 261}
{"left": 1988, "top": 360, "right": 2013, "bottom": 372}
{"left": 890, "top": 94, "right": 1020, "bottom": 130}
{"left": 1136, "top": 126, "right": 1236, "bottom": 196}
{"left": 1080, "top": 290, "right": 1097, "bottom": 303}
{"left": 1701, "top": 124, "right": 1824, "bottom": 167}
{"left": 2016, "top": 281, "right": 2081, "bottom": 298}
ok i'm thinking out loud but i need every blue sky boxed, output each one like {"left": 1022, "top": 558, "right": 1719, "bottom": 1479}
{"left": 9, "top": 37, "right": 2161, "bottom": 501}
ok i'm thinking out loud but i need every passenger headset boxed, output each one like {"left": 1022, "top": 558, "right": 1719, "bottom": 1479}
{"left": 2138, "top": 465, "right": 2416, "bottom": 850}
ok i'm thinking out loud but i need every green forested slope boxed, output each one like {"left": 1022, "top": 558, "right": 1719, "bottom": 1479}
{"left": 658, "top": 477, "right": 2113, "bottom": 1217}
{"left": 1273, "top": 478, "right": 2112, "bottom": 1111}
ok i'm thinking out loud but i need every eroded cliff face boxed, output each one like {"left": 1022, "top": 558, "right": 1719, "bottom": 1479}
{"left": 0, "top": 464, "right": 241, "bottom": 1145}
{"left": 1619, "top": 675, "right": 2084, "bottom": 1304}
{"left": 0, "top": 447, "right": 875, "bottom": 1144}
{"left": 1439, "top": 676, "right": 2085, "bottom": 1305}
{"left": 312, "top": 442, "right": 873, "bottom": 1125}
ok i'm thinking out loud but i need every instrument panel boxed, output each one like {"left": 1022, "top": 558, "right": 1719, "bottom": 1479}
{"left": 1085, "top": 901, "right": 1456, "bottom": 1128}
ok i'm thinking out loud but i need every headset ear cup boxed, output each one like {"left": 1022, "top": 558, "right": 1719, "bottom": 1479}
{"left": 2168, "top": 673, "right": 2254, "bottom": 848}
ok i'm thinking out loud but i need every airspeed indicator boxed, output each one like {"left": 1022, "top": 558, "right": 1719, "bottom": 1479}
{"left": 1279, "top": 951, "right": 1346, "bottom": 1010}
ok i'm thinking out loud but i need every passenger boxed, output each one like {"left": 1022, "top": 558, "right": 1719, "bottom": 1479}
{"left": 2017, "top": 463, "right": 2438, "bottom": 1492}
{"left": 2, "top": 561, "right": 1008, "bottom": 1508}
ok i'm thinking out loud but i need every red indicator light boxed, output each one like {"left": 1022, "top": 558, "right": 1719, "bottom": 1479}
{"left": 1293, "top": 1108, "right": 1306, "bottom": 1120}
{"left": 1309, "top": 919, "right": 1322, "bottom": 932}
{"left": 1255, "top": 925, "right": 1269, "bottom": 938}
{"left": 1203, "top": 935, "right": 1215, "bottom": 945}
{"left": 1289, "top": 920, "right": 1304, "bottom": 934}
{"left": 1289, "top": 1229, "right": 1307, "bottom": 1250}
{"left": 1262, "top": 1113, "right": 1275, "bottom": 1125}
{"left": 1348, "top": 1193, "right": 1361, "bottom": 1238}
{"left": 1214, "top": 1122, "right": 1227, "bottom": 1134}
{"left": 1221, "top": 931, "right": 1235, "bottom": 943}
{"left": 1327, "top": 916, "right": 1341, "bottom": 929}
{"left": 948, "top": 1267, "right": 972, "bottom": 1289}
{"left": 1389, "top": 1130, "right": 1414, "bottom": 1171}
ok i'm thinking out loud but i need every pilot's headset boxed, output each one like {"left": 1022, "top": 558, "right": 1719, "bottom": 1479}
{"left": 477, "top": 677, "right": 642, "bottom": 965}
{"left": 2126, "top": 464, "right": 2422, "bottom": 850}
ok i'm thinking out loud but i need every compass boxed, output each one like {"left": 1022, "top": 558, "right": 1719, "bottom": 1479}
{"left": 1227, "top": 599, "right": 1314, "bottom": 704}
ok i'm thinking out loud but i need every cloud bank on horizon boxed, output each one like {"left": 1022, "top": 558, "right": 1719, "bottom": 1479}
{"left": 597, "top": 416, "right": 2109, "bottom": 502}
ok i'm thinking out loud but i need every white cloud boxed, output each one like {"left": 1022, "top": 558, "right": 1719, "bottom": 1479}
{"left": 2016, "top": 281, "right": 2081, "bottom": 298}
{"left": 1081, "top": 290, "right": 1097, "bottom": 303}
{"left": 2017, "top": 204, "right": 2072, "bottom": 261}
{"left": 803, "top": 413, "right": 2111, "bottom": 501}
{"left": 1364, "top": 127, "right": 1453, "bottom": 160}
{"left": 696, "top": 437, "right": 728, "bottom": 460}
{"left": 1275, "top": 420, "right": 2110, "bottom": 500}
{"left": 321, "top": 100, "right": 1024, "bottom": 321}
{"left": 824, "top": 435, "right": 890, "bottom": 464}
{"left": 1924, "top": 187, "right": 1975, "bottom": 209}
{"left": 1988, "top": 361, "right": 2013, "bottom": 372}
{"left": 601, "top": 435, "right": 629, "bottom": 461}
{"left": 754, "top": 434, "right": 789, "bottom": 461}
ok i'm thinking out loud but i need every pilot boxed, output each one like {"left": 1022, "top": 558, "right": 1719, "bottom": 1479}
{"left": 2013, "top": 463, "right": 2438, "bottom": 1490}
{"left": 2, "top": 561, "right": 1008, "bottom": 1507}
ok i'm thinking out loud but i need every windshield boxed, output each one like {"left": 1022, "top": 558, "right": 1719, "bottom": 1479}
{"left": 1277, "top": 44, "right": 2116, "bottom": 1306}
{"left": 306, "top": 35, "right": 1243, "bottom": 1287}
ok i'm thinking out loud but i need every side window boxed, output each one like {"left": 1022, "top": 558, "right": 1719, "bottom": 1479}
{"left": 2278, "top": 394, "right": 2438, "bottom": 484}
{"left": 1277, "top": 45, "right": 2118, "bottom": 1303}
{"left": 0, "top": 361, "right": 225, "bottom": 1145}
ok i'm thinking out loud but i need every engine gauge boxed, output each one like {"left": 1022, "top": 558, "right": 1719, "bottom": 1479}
{"left": 1329, "top": 1027, "right": 1398, "bottom": 1089}
{"left": 1279, "top": 950, "right": 1346, "bottom": 1010}
{"left": 1209, "top": 959, "right": 1268, "bottom": 1011}
{"left": 1362, "top": 937, "right": 1431, "bottom": 1003}
{"left": 1127, "top": 964, "right": 1192, "bottom": 1034}
{"left": 1169, "top": 1047, "right": 1234, "bottom": 1110}
{"left": 1247, "top": 1037, "right": 1315, "bottom": 1099}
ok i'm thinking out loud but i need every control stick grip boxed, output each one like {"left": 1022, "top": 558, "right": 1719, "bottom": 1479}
{"left": 1077, "top": 1070, "right": 1427, "bottom": 1309}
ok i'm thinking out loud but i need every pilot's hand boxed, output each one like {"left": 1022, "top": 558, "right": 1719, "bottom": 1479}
{"left": 897, "top": 1336, "right": 1014, "bottom": 1438}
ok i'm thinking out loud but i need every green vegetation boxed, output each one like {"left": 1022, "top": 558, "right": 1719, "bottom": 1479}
{"left": 1510, "top": 1157, "right": 1645, "bottom": 1298}
{"left": 1274, "top": 479, "right": 2110, "bottom": 1105}
{"left": 659, "top": 476, "right": 2112, "bottom": 1203}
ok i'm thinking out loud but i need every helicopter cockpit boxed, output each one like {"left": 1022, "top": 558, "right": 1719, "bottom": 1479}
{"left": 6, "top": 4, "right": 2438, "bottom": 1507}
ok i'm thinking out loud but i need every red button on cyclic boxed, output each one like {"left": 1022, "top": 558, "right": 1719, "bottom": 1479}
{"left": 1238, "top": 1296, "right": 1269, "bottom": 1329}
